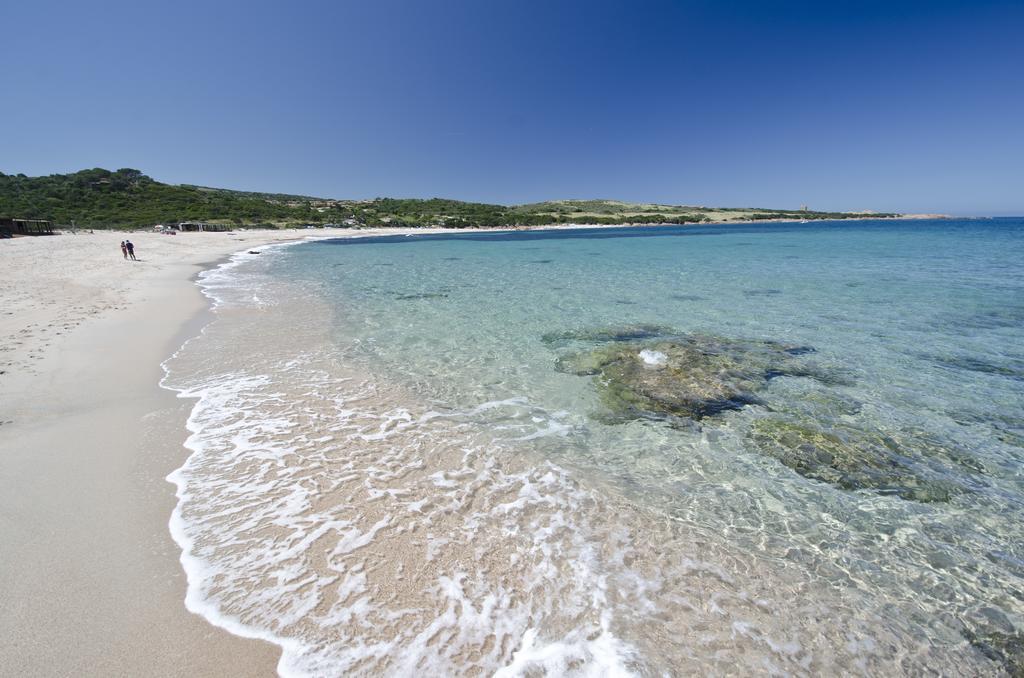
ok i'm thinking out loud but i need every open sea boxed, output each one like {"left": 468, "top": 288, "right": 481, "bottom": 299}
{"left": 162, "top": 218, "right": 1024, "bottom": 676}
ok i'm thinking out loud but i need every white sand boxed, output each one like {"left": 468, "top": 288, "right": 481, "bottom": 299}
{"left": 0, "top": 228, "right": 412, "bottom": 676}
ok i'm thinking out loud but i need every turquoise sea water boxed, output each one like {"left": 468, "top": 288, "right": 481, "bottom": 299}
{"left": 166, "top": 219, "right": 1024, "bottom": 675}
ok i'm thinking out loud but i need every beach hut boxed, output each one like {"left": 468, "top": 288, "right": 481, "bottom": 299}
{"left": 0, "top": 217, "right": 55, "bottom": 237}
{"left": 176, "top": 221, "right": 230, "bottom": 232}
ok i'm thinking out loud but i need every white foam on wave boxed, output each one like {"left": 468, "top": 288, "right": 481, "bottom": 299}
{"left": 159, "top": 250, "right": 653, "bottom": 676}
{"left": 193, "top": 236, "right": 321, "bottom": 310}
{"left": 496, "top": 612, "right": 637, "bottom": 678}
{"left": 166, "top": 387, "right": 645, "bottom": 675}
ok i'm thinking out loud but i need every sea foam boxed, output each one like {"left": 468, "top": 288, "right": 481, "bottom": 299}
{"left": 161, "top": 251, "right": 654, "bottom": 675}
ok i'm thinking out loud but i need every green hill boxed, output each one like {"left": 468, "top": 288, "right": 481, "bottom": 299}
{"left": 0, "top": 168, "right": 321, "bottom": 228}
{"left": 0, "top": 168, "right": 897, "bottom": 229}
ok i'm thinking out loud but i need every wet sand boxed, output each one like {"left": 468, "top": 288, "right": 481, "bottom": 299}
{"left": 0, "top": 229, "right": 403, "bottom": 675}
{"left": 0, "top": 224, "right": 613, "bottom": 675}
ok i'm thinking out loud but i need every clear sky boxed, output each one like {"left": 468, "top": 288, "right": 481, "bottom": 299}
{"left": 2, "top": 0, "right": 1022, "bottom": 214}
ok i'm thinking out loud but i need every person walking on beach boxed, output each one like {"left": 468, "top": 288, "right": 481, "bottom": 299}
{"left": 121, "top": 241, "right": 128, "bottom": 259}
{"left": 125, "top": 240, "right": 136, "bottom": 261}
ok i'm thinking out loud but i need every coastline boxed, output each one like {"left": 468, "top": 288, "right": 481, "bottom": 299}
{"left": 0, "top": 215, "right": 962, "bottom": 674}
{"left": 0, "top": 230, "right": 360, "bottom": 675}
{"left": 0, "top": 224, "right": 582, "bottom": 674}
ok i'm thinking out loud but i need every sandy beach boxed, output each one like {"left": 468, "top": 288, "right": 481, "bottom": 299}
{"left": 0, "top": 229, "right": 373, "bottom": 676}
{"left": 0, "top": 223, "right": 692, "bottom": 675}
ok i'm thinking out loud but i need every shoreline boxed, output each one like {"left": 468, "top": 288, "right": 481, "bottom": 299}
{"left": 48, "top": 212, "right": 951, "bottom": 238}
{"left": 158, "top": 242, "right": 319, "bottom": 675}
{"left": 0, "top": 216, "right": 976, "bottom": 674}
{"left": 0, "top": 225, "right": 579, "bottom": 674}
{"left": 0, "top": 230, "right": 361, "bottom": 675}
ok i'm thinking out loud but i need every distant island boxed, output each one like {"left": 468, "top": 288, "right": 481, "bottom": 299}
{"left": 0, "top": 167, "right": 900, "bottom": 230}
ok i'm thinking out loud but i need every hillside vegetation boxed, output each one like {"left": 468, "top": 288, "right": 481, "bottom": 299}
{"left": 0, "top": 168, "right": 897, "bottom": 229}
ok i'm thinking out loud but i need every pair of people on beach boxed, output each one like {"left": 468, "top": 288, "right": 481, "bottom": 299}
{"left": 121, "top": 240, "right": 136, "bottom": 261}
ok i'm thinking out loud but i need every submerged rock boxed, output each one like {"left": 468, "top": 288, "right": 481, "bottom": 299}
{"left": 929, "top": 353, "right": 1024, "bottom": 381}
{"left": 770, "top": 389, "right": 864, "bottom": 418}
{"left": 550, "top": 327, "right": 979, "bottom": 503}
{"left": 950, "top": 304, "right": 1024, "bottom": 332}
{"left": 554, "top": 332, "right": 829, "bottom": 421}
{"left": 965, "top": 630, "right": 1024, "bottom": 677}
{"left": 395, "top": 292, "right": 448, "bottom": 301}
{"left": 748, "top": 419, "right": 965, "bottom": 503}
{"left": 950, "top": 410, "right": 1024, "bottom": 449}
{"left": 541, "top": 324, "right": 679, "bottom": 347}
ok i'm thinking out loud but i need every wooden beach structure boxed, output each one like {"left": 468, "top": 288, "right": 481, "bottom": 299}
{"left": 174, "top": 221, "right": 230, "bottom": 232}
{"left": 0, "top": 217, "right": 55, "bottom": 237}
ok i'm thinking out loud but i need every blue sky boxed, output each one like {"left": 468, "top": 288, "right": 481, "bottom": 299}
{"left": 2, "top": 0, "right": 1021, "bottom": 214}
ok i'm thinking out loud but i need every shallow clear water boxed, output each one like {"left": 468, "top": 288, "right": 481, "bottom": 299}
{"left": 165, "top": 219, "right": 1024, "bottom": 676}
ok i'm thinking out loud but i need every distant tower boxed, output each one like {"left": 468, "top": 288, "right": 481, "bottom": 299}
{"left": 800, "top": 204, "right": 808, "bottom": 212}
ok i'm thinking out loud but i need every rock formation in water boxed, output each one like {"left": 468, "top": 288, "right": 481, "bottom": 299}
{"left": 553, "top": 331, "right": 832, "bottom": 421}
{"left": 550, "top": 326, "right": 976, "bottom": 503}
{"left": 965, "top": 629, "right": 1024, "bottom": 678}
{"left": 748, "top": 419, "right": 964, "bottom": 503}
